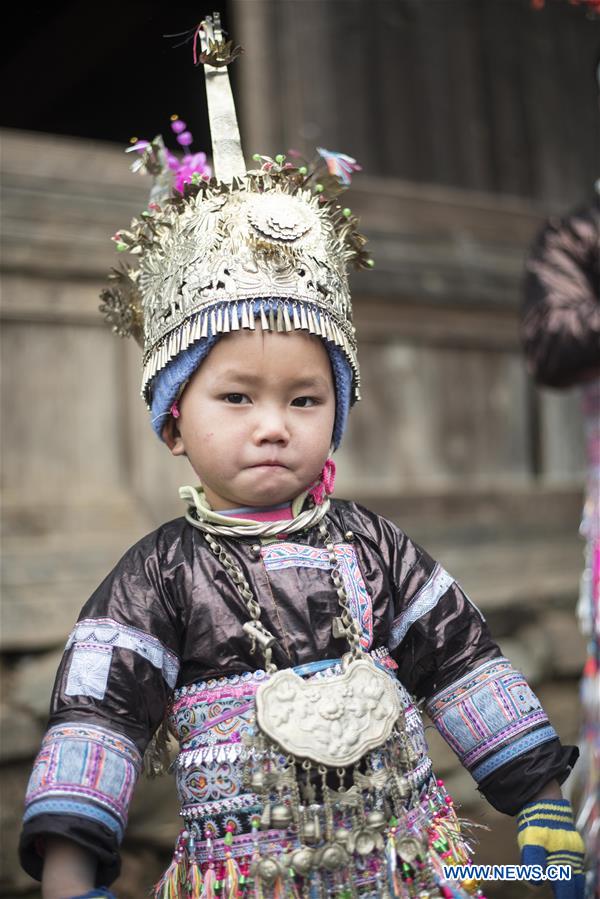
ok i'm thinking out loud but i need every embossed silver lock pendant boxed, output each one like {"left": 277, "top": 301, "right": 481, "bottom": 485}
{"left": 255, "top": 655, "right": 402, "bottom": 767}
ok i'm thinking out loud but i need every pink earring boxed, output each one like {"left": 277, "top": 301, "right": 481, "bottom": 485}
{"left": 170, "top": 400, "right": 180, "bottom": 419}
{"left": 309, "top": 458, "right": 336, "bottom": 505}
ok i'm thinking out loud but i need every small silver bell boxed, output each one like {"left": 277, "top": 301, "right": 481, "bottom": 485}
{"left": 334, "top": 827, "right": 353, "bottom": 848}
{"left": 270, "top": 803, "right": 293, "bottom": 829}
{"left": 396, "top": 836, "right": 423, "bottom": 863}
{"left": 302, "top": 818, "right": 321, "bottom": 845}
{"left": 250, "top": 770, "right": 265, "bottom": 791}
{"left": 354, "top": 829, "right": 375, "bottom": 856}
{"left": 365, "top": 809, "right": 386, "bottom": 830}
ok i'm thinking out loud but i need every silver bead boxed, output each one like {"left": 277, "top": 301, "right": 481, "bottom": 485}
{"left": 396, "top": 775, "right": 410, "bottom": 798}
{"left": 320, "top": 844, "right": 347, "bottom": 871}
{"left": 290, "top": 847, "right": 314, "bottom": 876}
{"left": 256, "top": 857, "right": 281, "bottom": 885}
{"left": 344, "top": 531, "right": 354, "bottom": 541}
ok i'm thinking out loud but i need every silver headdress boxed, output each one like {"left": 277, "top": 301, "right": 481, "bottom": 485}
{"left": 99, "top": 13, "right": 372, "bottom": 409}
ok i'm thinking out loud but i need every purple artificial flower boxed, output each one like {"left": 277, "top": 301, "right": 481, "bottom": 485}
{"left": 172, "top": 152, "right": 212, "bottom": 193}
{"left": 124, "top": 127, "right": 211, "bottom": 194}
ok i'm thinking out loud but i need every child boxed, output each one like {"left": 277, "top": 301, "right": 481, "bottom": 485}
{"left": 20, "top": 16, "right": 585, "bottom": 899}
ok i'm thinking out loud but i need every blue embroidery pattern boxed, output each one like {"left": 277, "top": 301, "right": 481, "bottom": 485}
{"left": 389, "top": 564, "right": 454, "bottom": 649}
{"left": 170, "top": 658, "right": 431, "bottom": 834}
{"left": 261, "top": 542, "right": 373, "bottom": 649}
{"left": 426, "top": 658, "right": 556, "bottom": 782}
{"left": 24, "top": 722, "right": 142, "bottom": 841}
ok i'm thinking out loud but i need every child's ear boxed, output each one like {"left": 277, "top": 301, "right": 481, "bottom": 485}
{"left": 162, "top": 418, "right": 186, "bottom": 456}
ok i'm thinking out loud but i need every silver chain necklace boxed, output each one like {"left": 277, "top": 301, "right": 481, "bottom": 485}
{"left": 181, "top": 484, "right": 331, "bottom": 540}
{"left": 201, "top": 520, "right": 363, "bottom": 670}
{"left": 183, "top": 503, "right": 450, "bottom": 898}
{"left": 180, "top": 507, "right": 466, "bottom": 899}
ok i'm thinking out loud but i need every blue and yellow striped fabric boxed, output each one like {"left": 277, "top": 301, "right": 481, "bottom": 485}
{"left": 517, "top": 798, "right": 585, "bottom": 899}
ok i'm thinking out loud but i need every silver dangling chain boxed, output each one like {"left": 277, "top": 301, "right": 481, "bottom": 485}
{"left": 202, "top": 521, "right": 364, "bottom": 670}
{"left": 318, "top": 522, "right": 363, "bottom": 659}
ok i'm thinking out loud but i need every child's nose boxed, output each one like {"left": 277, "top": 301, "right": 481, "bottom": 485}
{"left": 253, "top": 406, "right": 290, "bottom": 444}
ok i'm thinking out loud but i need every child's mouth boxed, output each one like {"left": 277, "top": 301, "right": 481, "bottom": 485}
{"left": 251, "top": 462, "right": 288, "bottom": 468}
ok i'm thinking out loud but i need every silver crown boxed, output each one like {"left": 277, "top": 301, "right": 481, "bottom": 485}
{"left": 99, "top": 13, "right": 370, "bottom": 407}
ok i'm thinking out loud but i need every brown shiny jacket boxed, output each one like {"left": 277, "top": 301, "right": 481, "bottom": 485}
{"left": 20, "top": 501, "right": 575, "bottom": 883}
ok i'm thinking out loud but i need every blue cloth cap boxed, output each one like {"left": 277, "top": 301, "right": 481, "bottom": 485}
{"left": 150, "top": 300, "right": 353, "bottom": 449}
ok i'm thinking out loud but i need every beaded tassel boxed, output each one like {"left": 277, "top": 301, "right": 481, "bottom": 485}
{"left": 201, "top": 832, "right": 217, "bottom": 899}
{"left": 153, "top": 832, "right": 188, "bottom": 898}
{"left": 202, "top": 865, "right": 217, "bottom": 899}
{"left": 186, "top": 835, "right": 203, "bottom": 898}
{"left": 223, "top": 823, "right": 240, "bottom": 899}
{"left": 224, "top": 855, "right": 240, "bottom": 899}
{"left": 153, "top": 859, "right": 184, "bottom": 899}
{"left": 385, "top": 830, "right": 402, "bottom": 897}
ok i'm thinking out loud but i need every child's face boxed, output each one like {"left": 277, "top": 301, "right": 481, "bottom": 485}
{"left": 166, "top": 326, "right": 336, "bottom": 510}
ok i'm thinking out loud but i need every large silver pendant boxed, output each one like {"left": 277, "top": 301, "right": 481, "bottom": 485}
{"left": 255, "top": 656, "right": 401, "bottom": 767}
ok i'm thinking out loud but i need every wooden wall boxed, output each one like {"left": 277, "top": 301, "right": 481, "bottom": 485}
{"left": 1, "top": 2, "right": 597, "bottom": 891}
{"left": 233, "top": 0, "right": 599, "bottom": 206}
{"left": 1, "top": 127, "right": 585, "bottom": 642}
{"left": 0, "top": 128, "right": 588, "bottom": 897}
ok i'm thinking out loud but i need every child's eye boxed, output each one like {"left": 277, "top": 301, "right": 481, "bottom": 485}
{"left": 224, "top": 393, "right": 250, "bottom": 404}
{"left": 291, "top": 396, "right": 318, "bottom": 408}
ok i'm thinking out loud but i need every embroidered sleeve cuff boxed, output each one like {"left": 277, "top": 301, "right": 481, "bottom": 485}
{"left": 23, "top": 722, "right": 142, "bottom": 845}
{"left": 425, "top": 658, "right": 556, "bottom": 781}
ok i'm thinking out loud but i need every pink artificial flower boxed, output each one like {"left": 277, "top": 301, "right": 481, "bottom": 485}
{"left": 316, "top": 147, "right": 362, "bottom": 186}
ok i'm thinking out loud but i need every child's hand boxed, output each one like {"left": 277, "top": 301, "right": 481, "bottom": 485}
{"left": 517, "top": 798, "right": 585, "bottom": 899}
{"left": 68, "top": 892, "right": 116, "bottom": 899}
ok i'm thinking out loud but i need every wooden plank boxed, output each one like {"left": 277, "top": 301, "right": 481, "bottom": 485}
{"left": 124, "top": 336, "right": 196, "bottom": 523}
{"left": 352, "top": 296, "right": 520, "bottom": 348}
{"left": 233, "top": 0, "right": 285, "bottom": 155}
{"left": 0, "top": 322, "right": 124, "bottom": 499}
{"left": 348, "top": 486, "right": 583, "bottom": 542}
{"left": 336, "top": 341, "right": 531, "bottom": 491}
{"left": 1, "top": 275, "right": 106, "bottom": 323}
{"left": 450, "top": 0, "right": 494, "bottom": 191}
{"left": 538, "top": 388, "right": 586, "bottom": 482}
